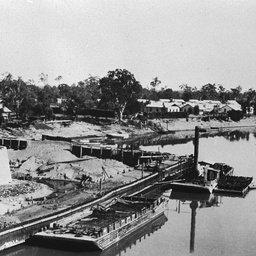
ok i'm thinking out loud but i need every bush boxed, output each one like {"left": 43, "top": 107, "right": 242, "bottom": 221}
{"left": 228, "top": 110, "right": 243, "bottom": 122}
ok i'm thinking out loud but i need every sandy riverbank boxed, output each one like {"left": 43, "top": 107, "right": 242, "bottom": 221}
{"left": 1, "top": 116, "right": 256, "bottom": 226}
{"left": 156, "top": 115, "right": 256, "bottom": 132}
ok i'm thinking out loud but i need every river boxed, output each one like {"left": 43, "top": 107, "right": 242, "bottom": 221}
{"left": 1, "top": 129, "right": 256, "bottom": 256}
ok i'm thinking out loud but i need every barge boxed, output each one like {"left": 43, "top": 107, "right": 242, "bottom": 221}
{"left": 29, "top": 196, "right": 167, "bottom": 251}
{"left": 169, "top": 162, "right": 220, "bottom": 194}
{"left": 214, "top": 176, "right": 253, "bottom": 196}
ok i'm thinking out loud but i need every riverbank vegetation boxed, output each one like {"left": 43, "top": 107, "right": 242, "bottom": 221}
{"left": 1, "top": 70, "right": 256, "bottom": 124}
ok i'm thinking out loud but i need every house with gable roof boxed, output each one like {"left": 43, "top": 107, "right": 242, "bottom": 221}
{"left": 218, "top": 100, "right": 242, "bottom": 114}
{"left": 145, "top": 100, "right": 166, "bottom": 114}
{"left": 145, "top": 100, "right": 181, "bottom": 114}
{"left": 0, "top": 99, "right": 12, "bottom": 122}
{"left": 219, "top": 103, "right": 242, "bottom": 113}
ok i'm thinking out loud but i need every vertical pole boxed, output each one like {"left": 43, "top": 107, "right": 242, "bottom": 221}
{"left": 190, "top": 201, "right": 198, "bottom": 253}
{"left": 142, "top": 162, "right": 144, "bottom": 178}
{"left": 99, "top": 178, "right": 102, "bottom": 194}
{"left": 204, "top": 165, "right": 209, "bottom": 182}
{"left": 194, "top": 126, "right": 199, "bottom": 173}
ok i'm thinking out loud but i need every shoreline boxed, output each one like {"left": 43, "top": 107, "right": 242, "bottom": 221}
{"left": 1, "top": 116, "right": 256, "bottom": 229}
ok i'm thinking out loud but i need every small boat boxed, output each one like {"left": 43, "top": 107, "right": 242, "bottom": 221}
{"left": 106, "top": 133, "right": 129, "bottom": 139}
{"left": 30, "top": 196, "right": 166, "bottom": 251}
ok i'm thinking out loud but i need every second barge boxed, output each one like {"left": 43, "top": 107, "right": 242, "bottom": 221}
{"left": 29, "top": 196, "right": 167, "bottom": 251}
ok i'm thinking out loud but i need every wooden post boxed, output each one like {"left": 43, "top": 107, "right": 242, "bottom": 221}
{"left": 190, "top": 201, "right": 198, "bottom": 253}
{"left": 99, "top": 178, "right": 102, "bottom": 194}
{"left": 194, "top": 126, "right": 199, "bottom": 172}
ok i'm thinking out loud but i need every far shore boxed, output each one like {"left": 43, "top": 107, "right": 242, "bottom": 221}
{"left": 2, "top": 115, "right": 255, "bottom": 141}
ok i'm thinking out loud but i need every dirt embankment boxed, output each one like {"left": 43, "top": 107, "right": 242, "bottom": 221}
{"left": 1, "top": 117, "right": 256, "bottom": 226}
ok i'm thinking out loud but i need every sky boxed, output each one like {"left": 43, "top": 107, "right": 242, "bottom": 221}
{"left": 1, "top": 0, "right": 256, "bottom": 91}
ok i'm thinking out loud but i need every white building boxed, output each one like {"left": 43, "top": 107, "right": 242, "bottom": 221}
{"left": 145, "top": 100, "right": 180, "bottom": 113}
{"left": 163, "top": 102, "right": 180, "bottom": 112}
{"left": 145, "top": 101, "right": 166, "bottom": 113}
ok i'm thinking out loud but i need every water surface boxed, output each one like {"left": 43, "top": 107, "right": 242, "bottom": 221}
{"left": 2, "top": 130, "right": 256, "bottom": 256}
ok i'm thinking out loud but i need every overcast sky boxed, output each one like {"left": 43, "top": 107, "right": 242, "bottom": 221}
{"left": 1, "top": 0, "right": 256, "bottom": 91}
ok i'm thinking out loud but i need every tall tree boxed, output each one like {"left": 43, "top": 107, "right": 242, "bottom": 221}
{"left": 157, "top": 88, "right": 174, "bottom": 99}
{"left": 58, "top": 83, "right": 70, "bottom": 98}
{"left": 200, "top": 83, "right": 218, "bottom": 100}
{"left": 64, "top": 84, "right": 88, "bottom": 118}
{"left": 38, "top": 73, "right": 49, "bottom": 86}
{"left": 99, "top": 69, "right": 142, "bottom": 121}
{"left": 231, "top": 86, "right": 242, "bottom": 100}
{"left": 83, "top": 75, "right": 100, "bottom": 108}
{"left": 180, "top": 84, "right": 193, "bottom": 101}
{"left": 150, "top": 77, "right": 161, "bottom": 91}
{"left": 218, "top": 84, "right": 227, "bottom": 103}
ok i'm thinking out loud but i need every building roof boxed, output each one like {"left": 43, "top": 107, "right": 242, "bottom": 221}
{"left": 145, "top": 101, "right": 165, "bottom": 108}
{"left": 181, "top": 102, "right": 197, "bottom": 108}
{"left": 137, "top": 99, "right": 149, "bottom": 103}
{"left": 172, "top": 99, "right": 185, "bottom": 102}
{"left": 220, "top": 104, "right": 242, "bottom": 111}
{"left": 159, "top": 99, "right": 170, "bottom": 103}
{"left": 0, "top": 106, "right": 12, "bottom": 113}
{"left": 3, "top": 107, "right": 11, "bottom": 113}
{"left": 163, "top": 102, "right": 180, "bottom": 111}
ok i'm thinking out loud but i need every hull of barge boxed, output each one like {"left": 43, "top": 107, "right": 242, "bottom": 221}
{"left": 30, "top": 200, "right": 166, "bottom": 251}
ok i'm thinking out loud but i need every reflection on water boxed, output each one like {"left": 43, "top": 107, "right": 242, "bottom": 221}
{"left": 2, "top": 129, "right": 256, "bottom": 256}
{"left": 169, "top": 191, "right": 220, "bottom": 254}
{"left": 128, "top": 128, "right": 256, "bottom": 149}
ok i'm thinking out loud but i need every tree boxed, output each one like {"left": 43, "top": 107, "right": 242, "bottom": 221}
{"left": 200, "top": 83, "right": 218, "bottom": 100}
{"left": 150, "top": 77, "right": 161, "bottom": 91}
{"left": 231, "top": 86, "right": 242, "bottom": 100}
{"left": 55, "top": 75, "right": 62, "bottom": 82}
{"left": 193, "top": 105, "right": 200, "bottom": 115}
{"left": 58, "top": 83, "right": 70, "bottom": 98}
{"left": 36, "top": 85, "right": 59, "bottom": 119}
{"left": 218, "top": 84, "right": 227, "bottom": 103}
{"left": 62, "top": 84, "right": 87, "bottom": 118}
{"left": 19, "top": 83, "right": 38, "bottom": 119}
{"left": 99, "top": 69, "right": 142, "bottom": 121}
{"left": 38, "top": 73, "right": 49, "bottom": 86}
{"left": 179, "top": 84, "right": 193, "bottom": 101}
{"left": 81, "top": 75, "right": 100, "bottom": 108}
{"left": 157, "top": 88, "right": 174, "bottom": 99}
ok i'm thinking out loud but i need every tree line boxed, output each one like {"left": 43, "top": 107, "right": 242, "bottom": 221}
{"left": 0, "top": 70, "right": 255, "bottom": 121}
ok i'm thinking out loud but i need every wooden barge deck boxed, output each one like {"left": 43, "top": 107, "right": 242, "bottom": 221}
{"left": 29, "top": 196, "right": 167, "bottom": 251}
